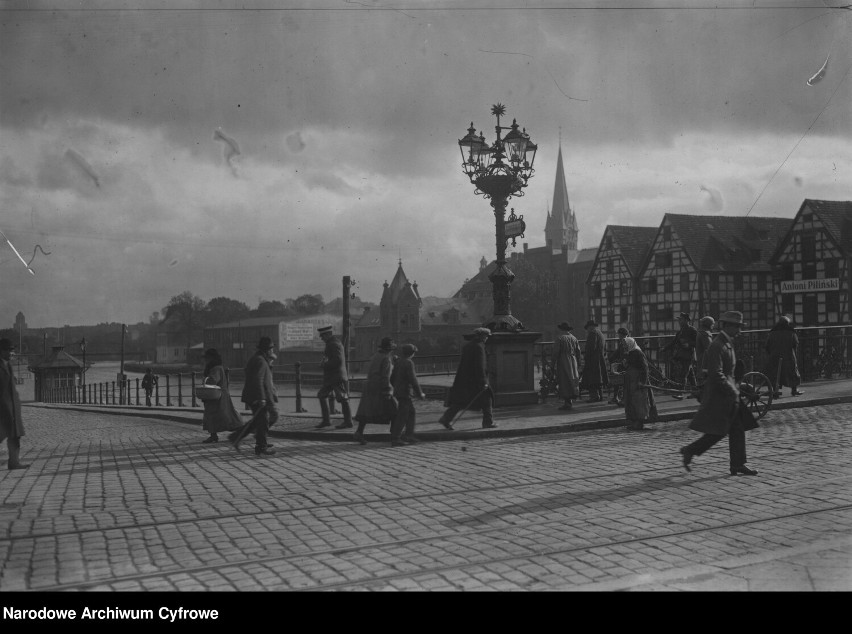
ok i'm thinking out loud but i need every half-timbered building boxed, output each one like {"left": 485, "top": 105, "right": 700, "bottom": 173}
{"left": 638, "top": 214, "right": 791, "bottom": 336}
{"left": 586, "top": 225, "right": 657, "bottom": 336}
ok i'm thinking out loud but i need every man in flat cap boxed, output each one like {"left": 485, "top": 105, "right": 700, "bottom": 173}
{"left": 665, "top": 312, "right": 698, "bottom": 399}
{"left": 439, "top": 327, "right": 495, "bottom": 430}
{"left": 680, "top": 310, "right": 758, "bottom": 476}
{"left": 230, "top": 336, "right": 278, "bottom": 456}
{"left": 316, "top": 325, "right": 353, "bottom": 429}
{"left": 0, "top": 338, "right": 28, "bottom": 470}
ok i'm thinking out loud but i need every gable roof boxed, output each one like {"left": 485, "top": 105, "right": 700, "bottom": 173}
{"left": 663, "top": 214, "right": 792, "bottom": 272}
{"left": 804, "top": 199, "right": 852, "bottom": 255}
{"left": 381, "top": 262, "right": 421, "bottom": 305}
{"left": 608, "top": 226, "right": 658, "bottom": 275}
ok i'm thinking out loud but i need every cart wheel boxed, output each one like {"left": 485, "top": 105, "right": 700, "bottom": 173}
{"left": 740, "top": 372, "right": 773, "bottom": 419}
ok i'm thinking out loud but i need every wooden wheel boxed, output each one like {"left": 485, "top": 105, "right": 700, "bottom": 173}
{"left": 740, "top": 371, "right": 773, "bottom": 419}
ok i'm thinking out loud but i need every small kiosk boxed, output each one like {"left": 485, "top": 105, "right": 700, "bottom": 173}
{"left": 29, "top": 346, "right": 85, "bottom": 402}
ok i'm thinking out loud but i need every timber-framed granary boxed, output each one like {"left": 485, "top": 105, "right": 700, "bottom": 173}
{"left": 769, "top": 199, "right": 852, "bottom": 326}
{"left": 637, "top": 214, "right": 792, "bottom": 337}
{"left": 586, "top": 225, "right": 658, "bottom": 337}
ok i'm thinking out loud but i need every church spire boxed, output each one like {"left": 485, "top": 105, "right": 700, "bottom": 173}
{"left": 543, "top": 137, "right": 578, "bottom": 252}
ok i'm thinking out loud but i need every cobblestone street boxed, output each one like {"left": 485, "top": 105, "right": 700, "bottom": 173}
{"left": 1, "top": 402, "right": 850, "bottom": 591}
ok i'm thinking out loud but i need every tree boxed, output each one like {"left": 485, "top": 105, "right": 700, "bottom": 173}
{"left": 251, "top": 299, "right": 289, "bottom": 318}
{"left": 205, "top": 297, "right": 251, "bottom": 326}
{"left": 162, "top": 291, "right": 207, "bottom": 359}
{"left": 293, "top": 294, "right": 324, "bottom": 315}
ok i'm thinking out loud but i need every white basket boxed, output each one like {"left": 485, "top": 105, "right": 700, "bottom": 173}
{"left": 195, "top": 385, "right": 222, "bottom": 401}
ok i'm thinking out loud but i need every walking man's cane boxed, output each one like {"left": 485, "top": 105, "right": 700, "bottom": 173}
{"left": 450, "top": 386, "right": 490, "bottom": 426}
{"left": 775, "top": 357, "right": 783, "bottom": 396}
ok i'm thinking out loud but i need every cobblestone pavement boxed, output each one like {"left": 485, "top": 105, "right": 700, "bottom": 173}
{"left": 0, "top": 402, "right": 850, "bottom": 591}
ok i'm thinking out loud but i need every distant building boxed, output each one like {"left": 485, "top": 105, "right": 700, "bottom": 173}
{"left": 14, "top": 311, "right": 27, "bottom": 333}
{"left": 355, "top": 262, "right": 490, "bottom": 359}
{"left": 769, "top": 199, "right": 852, "bottom": 326}
{"left": 587, "top": 225, "right": 658, "bottom": 336}
{"left": 155, "top": 314, "right": 203, "bottom": 365}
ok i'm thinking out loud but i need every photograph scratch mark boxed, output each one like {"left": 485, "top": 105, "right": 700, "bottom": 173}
{"left": 807, "top": 54, "right": 830, "bottom": 86}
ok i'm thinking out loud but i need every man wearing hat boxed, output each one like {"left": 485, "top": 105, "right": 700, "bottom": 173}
{"left": 230, "top": 336, "right": 278, "bottom": 456}
{"left": 0, "top": 338, "right": 28, "bottom": 470}
{"left": 695, "top": 316, "right": 716, "bottom": 385}
{"left": 316, "top": 326, "right": 353, "bottom": 429}
{"left": 554, "top": 322, "right": 581, "bottom": 410}
{"left": 439, "top": 327, "right": 495, "bottom": 429}
{"left": 664, "top": 312, "right": 698, "bottom": 399}
{"left": 582, "top": 319, "right": 608, "bottom": 403}
{"left": 680, "top": 310, "right": 759, "bottom": 476}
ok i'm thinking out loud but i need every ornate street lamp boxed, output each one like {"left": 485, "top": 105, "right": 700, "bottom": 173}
{"left": 459, "top": 104, "right": 537, "bottom": 332}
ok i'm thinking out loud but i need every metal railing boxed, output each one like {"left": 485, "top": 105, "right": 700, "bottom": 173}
{"left": 38, "top": 325, "right": 852, "bottom": 408}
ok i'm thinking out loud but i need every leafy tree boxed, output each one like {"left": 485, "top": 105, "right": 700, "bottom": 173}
{"left": 251, "top": 299, "right": 289, "bottom": 318}
{"left": 293, "top": 294, "right": 324, "bottom": 315}
{"left": 162, "top": 291, "right": 207, "bottom": 358}
{"left": 205, "top": 297, "right": 251, "bottom": 325}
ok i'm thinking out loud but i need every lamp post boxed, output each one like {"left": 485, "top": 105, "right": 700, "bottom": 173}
{"left": 457, "top": 104, "right": 541, "bottom": 405}
{"left": 79, "top": 337, "right": 87, "bottom": 404}
{"left": 458, "top": 103, "right": 537, "bottom": 332}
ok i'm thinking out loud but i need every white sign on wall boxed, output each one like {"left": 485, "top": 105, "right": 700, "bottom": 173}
{"left": 780, "top": 278, "right": 840, "bottom": 294}
{"left": 285, "top": 323, "right": 315, "bottom": 342}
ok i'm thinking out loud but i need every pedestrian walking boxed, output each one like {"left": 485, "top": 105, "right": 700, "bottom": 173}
{"left": 762, "top": 315, "right": 804, "bottom": 398}
{"left": 389, "top": 344, "right": 426, "bottom": 446}
{"left": 554, "top": 322, "right": 581, "bottom": 410}
{"left": 316, "top": 325, "right": 354, "bottom": 429}
{"left": 228, "top": 336, "right": 278, "bottom": 456}
{"left": 438, "top": 327, "right": 495, "bottom": 430}
{"left": 353, "top": 337, "right": 397, "bottom": 444}
{"left": 664, "top": 312, "right": 698, "bottom": 399}
{"left": 607, "top": 327, "right": 630, "bottom": 405}
{"left": 679, "top": 310, "right": 759, "bottom": 476}
{"left": 694, "top": 315, "right": 715, "bottom": 397}
{"left": 199, "top": 348, "right": 244, "bottom": 443}
{"left": 0, "top": 338, "right": 28, "bottom": 470}
{"left": 581, "top": 319, "right": 608, "bottom": 403}
{"left": 622, "top": 337, "right": 651, "bottom": 431}
{"left": 141, "top": 368, "right": 157, "bottom": 406}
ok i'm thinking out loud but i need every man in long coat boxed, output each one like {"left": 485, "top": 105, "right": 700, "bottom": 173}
{"left": 316, "top": 325, "right": 354, "bottom": 429}
{"left": 439, "top": 327, "right": 495, "bottom": 430}
{"left": 762, "top": 316, "right": 803, "bottom": 398}
{"left": 582, "top": 319, "right": 608, "bottom": 403}
{"left": 229, "top": 336, "right": 278, "bottom": 456}
{"left": 554, "top": 322, "right": 581, "bottom": 410}
{"left": 665, "top": 312, "right": 698, "bottom": 398}
{"left": 0, "top": 338, "right": 28, "bottom": 470}
{"left": 680, "top": 311, "right": 759, "bottom": 476}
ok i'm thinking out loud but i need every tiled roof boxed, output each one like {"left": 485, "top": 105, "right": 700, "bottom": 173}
{"left": 567, "top": 247, "right": 598, "bottom": 264}
{"left": 607, "top": 226, "right": 658, "bottom": 275}
{"left": 28, "top": 347, "right": 84, "bottom": 371}
{"left": 666, "top": 214, "right": 792, "bottom": 272}
{"left": 806, "top": 199, "right": 852, "bottom": 255}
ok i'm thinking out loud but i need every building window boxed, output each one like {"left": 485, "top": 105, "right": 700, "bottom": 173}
{"left": 592, "top": 282, "right": 601, "bottom": 299}
{"left": 735, "top": 276, "right": 743, "bottom": 291}
{"left": 825, "top": 259, "right": 839, "bottom": 278}
{"left": 800, "top": 234, "right": 816, "bottom": 261}
{"left": 605, "top": 284, "right": 615, "bottom": 302}
{"left": 782, "top": 294, "right": 795, "bottom": 315}
{"left": 620, "top": 306, "right": 629, "bottom": 323}
{"left": 646, "top": 277, "right": 657, "bottom": 293}
{"left": 605, "top": 236, "right": 613, "bottom": 250}
{"left": 680, "top": 273, "right": 689, "bottom": 291}
{"left": 620, "top": 280, "right": 629, "bottom": 295}
{"left": 802, "top": 261, "right": 817, "bottom": 280}
{"left": 664, "top": 278, "right": 673, "bottom": 293}
{"left": 826, "top": 292, "right": 840, "bottom": 313}
{"left": 606, "top": 259, "right": 614, "bottom": 274}
{"left": 662, "top": 226, "right": 672, "bottom": 242}
{"left": 595, "top": 307, "right": 602, "bottom": 324}
{"left": 655, "top": 252, "right": 673, "bottom": 268}
{"left": 709, "top": 274, "right": 718, "bottom": 292}
{"left": 803, "top": 294, "right": 818, "bottom": 326}
{"left": 607, "top": 310, "right": 615, "bottom": 330}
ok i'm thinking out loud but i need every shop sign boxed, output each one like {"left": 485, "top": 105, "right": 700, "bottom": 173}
{"left": 780, "top": 278, "right": 839, "bottom": 293}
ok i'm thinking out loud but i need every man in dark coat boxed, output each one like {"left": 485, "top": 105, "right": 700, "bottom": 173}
{"left": 582, "top": 319, "right": 608, "bottom": 402}
{"left": 316, "top": 325, "right": 353, "bottom": 429}
{"left": 229, "top": 336, "right": 278, "bottom": 456}
{"left": 439, "top": 327, "right": 495, "bottom": 430}
{"left": 680, "top": 311, "right": 759, "bottom": 476}
{"left": 0, "top": 338, "right": 28, "bottom": 470}
{"left": 763, "top": 316, "right": 803, "bottom": 398}
{"left": 665, "top": 312, "right": 698, "bottom": 399}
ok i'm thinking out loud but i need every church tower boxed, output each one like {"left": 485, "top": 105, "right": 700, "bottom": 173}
{"left": 543, "top": 141, "right": 578, "bottom": 252}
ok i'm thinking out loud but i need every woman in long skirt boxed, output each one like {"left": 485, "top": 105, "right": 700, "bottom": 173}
{"left": 200, "top": 348, "right": 244, "bottom": 443}
{"left": 353, "top": 337, "right": 397, "bottom": 444}
{"left": 554, "top": 322, "right": 581, "bottom": 410}
{"left": 622, "top": 338, "right": 651, "bottom": 431}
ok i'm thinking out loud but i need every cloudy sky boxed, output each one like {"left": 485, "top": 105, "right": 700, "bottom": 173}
{"left": 1, "top": 0, "right": 850, "bottom": 328}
